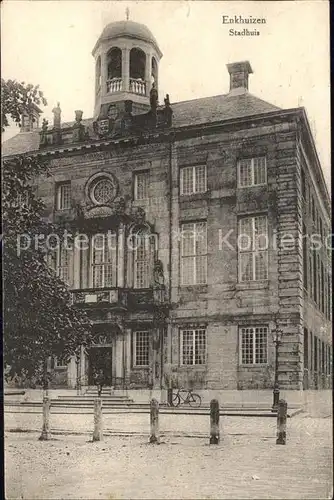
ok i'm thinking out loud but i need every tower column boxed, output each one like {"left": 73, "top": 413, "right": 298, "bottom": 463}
{"left": 145, "top": 52, "right": 152, "bottom": 96}
{"left": 122, "top": 47, "right": 130, "bottom": 93}
{"left": 101, "top": 51, "right": 108, "bottom": 96}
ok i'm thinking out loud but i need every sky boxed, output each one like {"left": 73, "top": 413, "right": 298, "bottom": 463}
{"left": 1, "top": 0, "right": 330, "bottom": 187}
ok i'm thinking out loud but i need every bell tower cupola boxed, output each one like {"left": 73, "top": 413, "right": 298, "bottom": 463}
{"left": 92, "top": 12, "right": 162, "bottom": 119}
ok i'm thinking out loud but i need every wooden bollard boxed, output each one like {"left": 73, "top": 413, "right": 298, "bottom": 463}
{"left": 276, "top": 399, "right": 287, "bottom": 445}
{"left": 93, "top": 398, "right": 103, "bottom": 442}
{"left": 149, "top": 398, "right": 160, "bottom": 444}
{"left": 209, "top": 399, "right": 220, "bottom": 444}
{"left": 39, "top": 397, "right": 51, "bottom": 441}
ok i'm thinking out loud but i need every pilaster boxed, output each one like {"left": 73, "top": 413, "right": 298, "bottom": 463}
{"left": 122, "top": 48, "right": 130, "bottom": 93}
{"left": 275, "top": 130, "right": 304, "bottom": 390}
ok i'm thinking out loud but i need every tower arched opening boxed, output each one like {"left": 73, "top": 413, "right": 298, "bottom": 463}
{"left": 129, "top": 48, "right": 146, "bottom": 95}
{"left": 107, "top": 47, "right": 122, "bottom": 93}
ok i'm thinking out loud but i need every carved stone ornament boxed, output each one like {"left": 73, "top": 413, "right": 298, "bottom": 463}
{"left": 83, "top": 205, "right": 116, "bottom": 219}
{"left": 91, "top": 334, "right": 110, "bottom": 346}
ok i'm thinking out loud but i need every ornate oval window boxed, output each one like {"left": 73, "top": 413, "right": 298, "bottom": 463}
{"left": 86, "top": 172, "right": 118, "bottom": 206}
{"left": 92, "top": 178, "right": 115, "bottom": 204}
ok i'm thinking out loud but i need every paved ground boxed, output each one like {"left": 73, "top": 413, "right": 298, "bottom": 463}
{"left": 5, "top": 412, "right": 332, "bottom": 499}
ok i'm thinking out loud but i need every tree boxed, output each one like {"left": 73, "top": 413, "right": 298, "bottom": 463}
{"left": 1, "top": 79, "right": 47, "bottom": 132}
{"left": 2, "top": 80, "right": 92, "bottom": 388}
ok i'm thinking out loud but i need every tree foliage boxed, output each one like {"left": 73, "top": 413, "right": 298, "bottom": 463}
{"left": 2, "top": 82, "right": 92, "bottom": 386}
{"left": 1, "top": 79, "right": 47, "bottom": 132}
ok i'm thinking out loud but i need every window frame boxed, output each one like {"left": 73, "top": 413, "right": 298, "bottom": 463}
{"left": 180, "top": 221, "right": 208, "bottom": 286}
{"left": 180, "top": 164, "right": 207, "bottom": 196}
{"left": 238, "top": 215, "right": 269, "bottom": 282}
{"left": 56, "top": 181, "right": 71, "bottom": 211}
{"left": 133, "top": 230, "right": 154, "bottom": 289}
{"left": 55, "top": 244, "right": 73, "bottom": 287}
{"left": 237, "top": 156, "right": 267, "bottom": 188}
{"left": 134, "top": 170, "right": 150, "bottom": 201}
{"left": 180, "top": 328, "right": 207, "bottom": 366}
{"left": 133, "top": 330, "right": 150, "bottom": 367}
{"left": 90, "top": 232, "right": 117, "bottom": 289}
{"left": 54, "top": 356, "right": 68, "bottom": 369}
{"left": 239, "top": 326, "right": 268, "bottom": 366}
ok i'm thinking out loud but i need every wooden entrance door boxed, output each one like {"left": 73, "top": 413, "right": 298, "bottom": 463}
{"left": 88, "top": 347, "right": 113, "bottom": 386}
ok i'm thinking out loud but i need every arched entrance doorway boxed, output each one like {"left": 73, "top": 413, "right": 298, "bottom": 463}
{"left": 88, "top": 332, "right": 114, "bottom": 386}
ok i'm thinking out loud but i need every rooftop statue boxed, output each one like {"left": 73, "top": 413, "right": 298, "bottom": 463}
{"left": 52, "top": 102, "right": 61, "bottom": 129}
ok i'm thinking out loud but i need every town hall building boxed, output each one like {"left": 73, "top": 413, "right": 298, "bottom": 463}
{"left": 3, "top": 19, "right": 332, "bottom": 394}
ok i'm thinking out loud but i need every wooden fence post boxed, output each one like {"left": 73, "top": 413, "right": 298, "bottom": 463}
{"left": 93, "top": 398, "right": 103, "bottom": 442}
{"left": 276, "top": 399, "right": 287, "bottom": 445}
{"left": 39, "top": 397, "right": 51, "bottom": 441}
{"left": 149, "top": 398, "right": 160, "bottom": 444}
{"left": 209, "top": 399, "right": 220, "bottom": 444}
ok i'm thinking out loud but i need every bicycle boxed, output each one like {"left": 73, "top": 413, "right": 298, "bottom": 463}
{"left": 171, "top": 388, "right": 201, "bottom": 408}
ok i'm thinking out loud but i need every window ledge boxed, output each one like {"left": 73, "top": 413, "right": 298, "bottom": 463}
{"left": 178, "top": 365, "right": 206, "bottom": 370}
{"left": 179, "top": 284, "right": 208, "bottom": 294}
{"left": 235, "top": 281, "right": 269, "bottom": 291}
{"left": 239, "top": 364, "right": 268, "bottom": 368}
{"left": 179, "top": 192, "right": 210, "bottom": 202}
{"left": 237, "top": 184, "right": 267, "bottom": 190}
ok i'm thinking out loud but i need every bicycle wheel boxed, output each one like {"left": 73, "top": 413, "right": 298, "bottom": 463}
{"left": 172, "top": 393, "right": 181, "bottom": 407}
{"left": 189, "top": 393, "right": 201, "bottom": 408}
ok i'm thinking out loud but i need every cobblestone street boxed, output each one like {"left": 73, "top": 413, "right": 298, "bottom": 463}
{"left": 5, "top": 413, "right": 332, "bottom": 499}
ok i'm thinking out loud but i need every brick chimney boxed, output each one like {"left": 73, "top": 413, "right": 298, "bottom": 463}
{"left": 226, "top": 61, "right": 253, "bottom": 92}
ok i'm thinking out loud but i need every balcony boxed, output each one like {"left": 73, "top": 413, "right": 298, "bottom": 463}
{"left": 72, "top": 287, "right": 128, "bottom": 309}
{"left": 107, "top": 78, "right": 123, "bottom": 93}
{"left": 71, "top": 287, "right": 156, "bottom": 311}
{"left": 129, "top": 78, "right": 146, "bottom": 95}
{"left": 128, "top": 288, "right": 154, "bottom": 310}
{"left": 106, "top": 77, "right": 147, "bottom": 96}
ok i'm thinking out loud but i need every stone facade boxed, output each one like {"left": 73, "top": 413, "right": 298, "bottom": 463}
{"left": 4, "top": 21, "right": 331, "bottom": 393}
{"left": 33, "top": 109, "right": 331, "bottom": 392}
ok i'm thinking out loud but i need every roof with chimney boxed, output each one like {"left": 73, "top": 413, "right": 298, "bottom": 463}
{"left": 2, "top": 89, "right": 280, "bottom": 157}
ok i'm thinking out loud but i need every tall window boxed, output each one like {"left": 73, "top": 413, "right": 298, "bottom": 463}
{"left": 311, "top": 195, "right": 315, "bottom": 222}
{"left": 238, "top": 157, "right": 266, "bottom": 187}
{"left": 181, "top": 221, "right": 207, "bottom": 285}
{"left": 56, "top": 182, "right": 71, "bottom": 210}
{"left": 240, "top": 326, "right": 268, "bottom": 365}
{"left": 328, "top": 273, "right": 332, "bottom": 320}
{"left": 239, "top": 215, "right": 268, "bottom": 282}
{"left": 302, "top": 223, "right": 308, "bottom": 290}
{"left": 133, "top": 230, "right": 154, "bottom": 288}
{"left": 301, "top": 168, "right": 306, "bottom": 199}
{"left": 314, "top": 336, "right": 318, "bottom": 372}
{"left": 133, "top": 331, "right": 149, "bottom": 367}
{"left": 312, "top": 249, "right": 317, "bottom": 302}
{"left": 91, "top": 233, "right": 117, "bottom": 288}
{"left": 180, "top": 328, "right": 206, "bottom": 365}
{"left": 180, "top": 165, "right": 207, "bottom": 195}
{"left": 304, "top": 328, "right": 308, "bottom": 369}
{"left": 56, "top": 245, "right": 72, "bottom": 287}
{"left": 134, "top": 171, "right": 149, "bottom": 200}
{"left": 320, "top": 261, "right": 325, "bottom": 314}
